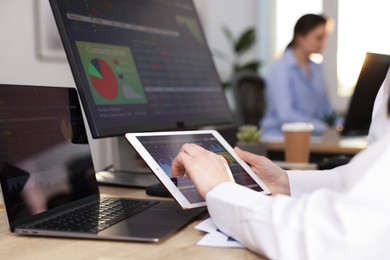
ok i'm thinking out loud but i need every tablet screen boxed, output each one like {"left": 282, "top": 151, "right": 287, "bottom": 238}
{"left": 136, "top": 133, "right": 264, "bottom": 203}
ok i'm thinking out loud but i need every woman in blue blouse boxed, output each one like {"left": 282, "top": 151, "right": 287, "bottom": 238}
{"left": 261, "top": 14, "right": 333, "bottom": 139}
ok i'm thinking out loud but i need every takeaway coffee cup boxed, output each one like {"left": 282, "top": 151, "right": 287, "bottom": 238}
{"left": 281, "top": 122, "right": 314, "bottom": 163}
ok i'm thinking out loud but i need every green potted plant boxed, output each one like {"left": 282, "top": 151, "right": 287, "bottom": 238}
{"left": 322, "top": 112, "right": 340, "bottom": 143}
{"left": 214, "top": 26, "right": 261, "bottom": 89}
{"left": 236, "top": 125, "right": 266, "bottom": 155}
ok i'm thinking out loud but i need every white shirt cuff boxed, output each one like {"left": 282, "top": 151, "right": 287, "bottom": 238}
{"left": 287, "top": 168, "right": 343, "bottom": 197}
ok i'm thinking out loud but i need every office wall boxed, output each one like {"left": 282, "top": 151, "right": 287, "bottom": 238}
{"left": 0, "top": 2, "right": 74, "bottom": 86}
{"left": 0, "top": 1, "right": 256, "bottom": 170}
{"left": 194, "top": 0, "right": 257, "bottom": 82}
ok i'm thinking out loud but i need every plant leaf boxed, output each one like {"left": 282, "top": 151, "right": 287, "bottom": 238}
{"left": 222, "top": 26, "right": 235, "bottom": 46}
{"left": 222, "top": 81, "right": 231, "bottom": 90}
{"left": 234, "top": 28, "right": 256, "bottom": 55}
{"left": 212, "top": 48, "right": 232, "bottom": 62}
{"left": 236, "top": 125, "right": 261, "bottom": 142}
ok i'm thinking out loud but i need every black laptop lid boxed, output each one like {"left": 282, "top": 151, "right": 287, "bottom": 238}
{"left": 0, "top": 85, "right": 99, "bottom": 230}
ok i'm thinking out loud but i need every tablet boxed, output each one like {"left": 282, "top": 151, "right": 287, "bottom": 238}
{"left": 125, "top": 130, "right": 271, "bottom": 209}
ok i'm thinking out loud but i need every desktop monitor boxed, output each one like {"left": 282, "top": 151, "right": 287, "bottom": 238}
{"left": 50, "top": 0, "right": 234, "bottom": 186}
{"left": 341, "top": 52, "right": 390, "bottom": 136}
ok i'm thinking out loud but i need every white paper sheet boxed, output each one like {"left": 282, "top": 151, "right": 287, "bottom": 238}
{"left": 195, "top": 218, "right": 244, "bottom": 248}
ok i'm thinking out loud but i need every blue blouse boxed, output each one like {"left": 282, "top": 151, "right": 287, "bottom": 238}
{"left": 260, "top": 48, "right": 333, "bottom": 139}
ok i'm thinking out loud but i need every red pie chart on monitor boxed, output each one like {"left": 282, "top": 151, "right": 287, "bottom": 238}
{"left": 88, "top": 58, "right": 118, "bottom": 100}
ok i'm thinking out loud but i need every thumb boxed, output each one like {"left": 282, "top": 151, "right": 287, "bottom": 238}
{"left": 234, "top": 146, "right": 261, "bottom": 165}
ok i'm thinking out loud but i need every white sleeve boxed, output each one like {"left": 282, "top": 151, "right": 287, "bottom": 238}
{"left": 287, "top": 167, "right": 344, "bottom": 197}
{"left": 206, "top": 134, "right": 390, "bottom": 260}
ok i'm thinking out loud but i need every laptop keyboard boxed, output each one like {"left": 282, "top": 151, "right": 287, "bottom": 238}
{"left": 29, "top": 198, "right": 159, "bottom": 233}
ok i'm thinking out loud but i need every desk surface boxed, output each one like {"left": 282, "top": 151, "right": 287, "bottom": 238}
{"left": 0, "top": 185, "right": 262, "bottom": 259}
{"left": 263, "top": 136, "right": 367, "bottom": 155}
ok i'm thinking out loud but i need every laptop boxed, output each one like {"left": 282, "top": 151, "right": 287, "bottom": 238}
{"left": 341, "top": 52, "right": 390, "bottom": 136}
{"left": 0, "top": 84, "right": 204, "bottom": 242}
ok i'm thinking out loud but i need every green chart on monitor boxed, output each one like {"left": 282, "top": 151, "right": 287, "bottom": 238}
{"left": 76, "top": 41, "right": 147, "bottom": 105}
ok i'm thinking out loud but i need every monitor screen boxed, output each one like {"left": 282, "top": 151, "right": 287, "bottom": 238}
{"left": 342, "top": 52, "right": 390, "bottom": 136}
{"left": 50, "top": 0, "right": 234, "bottom": 138}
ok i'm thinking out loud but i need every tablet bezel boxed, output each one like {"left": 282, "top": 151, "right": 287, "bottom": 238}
{"left": 125, "top": 130, "right": 271, "bottom": 209}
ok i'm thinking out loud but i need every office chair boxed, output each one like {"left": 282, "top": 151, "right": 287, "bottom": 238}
{"left": 232, "top": 71, "right": 266, "bottom": 126}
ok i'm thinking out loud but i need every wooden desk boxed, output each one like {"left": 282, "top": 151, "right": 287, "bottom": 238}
{"left": 0, "top": 186, "right": 262, "bottom": 259}
{"left": 264, "top": 138, "right": 367, "bottom": 155}
{"left": 263, "top": 136, "right": 367, "bottom": 162}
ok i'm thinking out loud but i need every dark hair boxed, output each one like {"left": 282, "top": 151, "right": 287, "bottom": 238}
{"left": 286, "top": 14, "right": 327, "bottom": 49}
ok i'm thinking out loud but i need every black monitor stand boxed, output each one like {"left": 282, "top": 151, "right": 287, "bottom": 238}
{"left": 95, "top": 136, "right": 158, "bottom": 188}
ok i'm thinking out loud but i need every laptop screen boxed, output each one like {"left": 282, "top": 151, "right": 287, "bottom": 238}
{"left": 341, "top": 52, "right": 390, "bottom": 136}
{"left": 0, "top": 85, "right": 99, "bottom": 228}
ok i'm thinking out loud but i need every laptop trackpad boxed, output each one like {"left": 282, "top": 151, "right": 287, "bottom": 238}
{"left": 99, "top": 201, "right": 204, "bottom": 240}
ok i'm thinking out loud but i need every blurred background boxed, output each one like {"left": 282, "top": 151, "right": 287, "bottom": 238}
{"left": 1, "top": 0, "right": 390, "bottom": 168}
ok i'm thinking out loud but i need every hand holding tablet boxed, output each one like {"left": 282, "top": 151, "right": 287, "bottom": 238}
{"left": 126, "top": 130, "right": 270, "bottom": 209}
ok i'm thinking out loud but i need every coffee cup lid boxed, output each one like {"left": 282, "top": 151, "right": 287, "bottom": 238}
{"left": 281, "top": 122, "right": 314, "bottom": 132}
